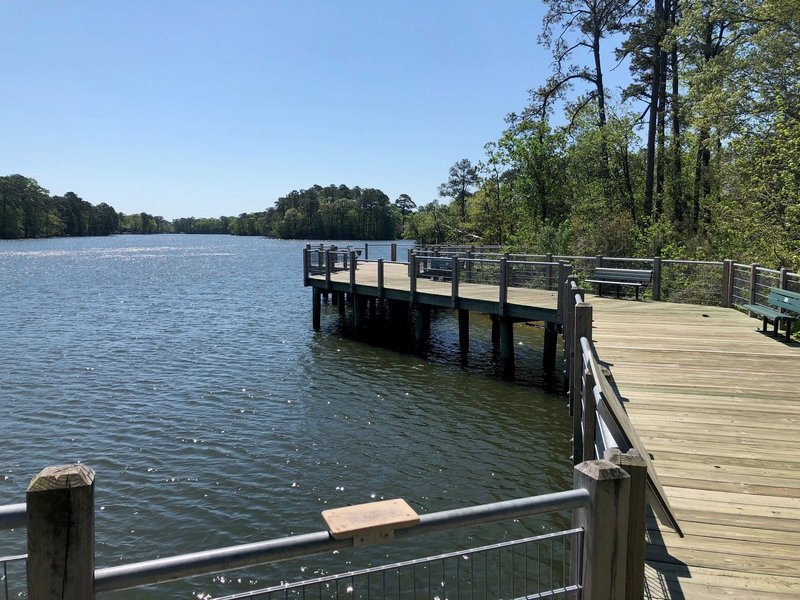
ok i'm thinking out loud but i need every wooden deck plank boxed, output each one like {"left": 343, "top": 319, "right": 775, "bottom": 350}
{"left": 589, "top": 296, "right": 800, "bottom": 599}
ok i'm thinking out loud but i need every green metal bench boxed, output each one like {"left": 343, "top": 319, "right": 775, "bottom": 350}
{"left": 741, "top": 287, "right": 800, "bottom": 342}
{"left": 585, "top": 267, "right": 653, "bottom": 300}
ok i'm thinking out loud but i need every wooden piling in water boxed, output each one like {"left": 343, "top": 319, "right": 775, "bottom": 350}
{"left": 543, "top": 322, "right": 557, "bottom": 373}
{"left": 312, "top": 290, "right": 321, "bottom": 330}
{"left": 499, "top": 317, "right": 514, "bottom": 378}
{"left": 458, "top": 309, "right": 469, "bottom": 352}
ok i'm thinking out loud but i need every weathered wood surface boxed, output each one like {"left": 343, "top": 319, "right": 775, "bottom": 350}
{"left": 587, "top": 296, "right": 800, "bottom": 599}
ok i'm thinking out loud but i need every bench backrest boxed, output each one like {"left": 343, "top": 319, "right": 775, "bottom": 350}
{"left": 767, "top": 288, "right": 800, "bottom": 314}
{"left": 593, "top": 267, "right": 653, "bottom": 283}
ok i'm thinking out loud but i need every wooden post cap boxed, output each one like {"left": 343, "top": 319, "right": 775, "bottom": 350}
{"left": 575, "top": 459, "right": 630, "bottom": 482}
{"left": 322, "top": 499, "right": 419, "bottom": 542}
{"left": 27, "top": 464, "right": 95, "bottom": 493}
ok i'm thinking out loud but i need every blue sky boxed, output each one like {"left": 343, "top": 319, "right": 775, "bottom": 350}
{"left": 1, "top": 1, "right": 617, "bottom": 220}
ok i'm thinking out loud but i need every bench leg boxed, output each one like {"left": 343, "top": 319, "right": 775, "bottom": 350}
{"left": 616, "top": 285, "right": 621, "bottom": 299}
{"left": 785, "top": 320, "right": 792, "bottom": 343}
{"left": 635, "top": 287, "right": 640, "bottom": 301}
{"left": 773, "top": 318, "right": 779, "bottom": 337}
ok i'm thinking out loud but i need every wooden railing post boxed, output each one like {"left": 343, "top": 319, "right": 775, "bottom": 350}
{"left": 573, "top": 460, "right": 630, "bottom": 600}
{"left": 325, "top": 251, "right": 332, "bottom": 290}
{"left": 390, "top": 243, "right": 397, "bottom": 262}
{"left": 557, "top": 262, "right": 570, "bottom": 324}
{"left": 302, "top": 246, "right": 310, "bottom": 286}
{"left": 595, "top": 255, "right": 604, "bottom": 269}
{"left": 450, "top": 256, "right": 459, "bottom": 308}
{"left": 749, "top": 263, "right": 760, "bottom": 310}
{"left": 582, "top": 366, "right": 597, "bottom": 462}
{"left": 571, "top": 303, "right": 592, "bottom": 458}
{"left": 410, "top": 255, "right": 418, "bottom": 305}
{"left": 349, "top": 251, "right": 357, "bottom": 295}
{"left": 652, "top": 256, "right": 662, "bottom": 301}
{"left": 499, "top": 257, "right": 508, "bottom": 317}
{"left": 377, "top": 259, "right": 385, "bottom": 298}
{"left": 27, "top": 464, "right": 95, "bottom": 600}
{"left": 721, "top": 259, "right": 732, "bottom": 307}
{"left": 604, "top": 449, "right": 647, "bottom": 600}
{"left": 779, "top": 267, "right": 788, "bottom": 290}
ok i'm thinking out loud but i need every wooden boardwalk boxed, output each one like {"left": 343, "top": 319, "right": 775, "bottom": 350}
{"left": 587, "top": 296, "right": 800, "bottom": 599}
{"left": 308, "top": 258, "right": 799, "bottom": 598}
{"left": 310, "top": 261, "right": 560, "bottom": 320}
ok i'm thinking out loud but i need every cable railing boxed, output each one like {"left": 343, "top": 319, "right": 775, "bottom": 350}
{"left": 413, "top": 245, "right": 798, "bottom": 310}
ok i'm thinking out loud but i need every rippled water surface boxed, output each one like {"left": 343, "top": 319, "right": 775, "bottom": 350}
{"left": 0, "top": 235, "right": 571, "bottom": 598}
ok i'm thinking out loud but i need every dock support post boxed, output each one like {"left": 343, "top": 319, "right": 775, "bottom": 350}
{"left": 377, "top": 259, "right": 385, "bottom": 298}
{"left": 573, "top": 460, "right": 630, "bottom": 600}
{"left": 312, "top": 290, "right": 322, "bottom": 330}
{"left": 338, "top": 292, "right": 346, "bottom": 316}
{"left": 390, "top": 243, "right": 397, "bottom": 262}
{"left": 604, "top": 449, "right": 647, "bottom": 600}
{"left": 499, "top": 317, "right": 514, "bottom": 379}
{"left": 415, "top": 305, "right": 430, "bottom": 348}
{"left": 458, "top": 309, "right": 469, "bottom": 353}
{"left": 543, "top": 321, "right": 557, "bottom": 373}
{"left": 490, "top": 314, "right": 500, "bottom": 348}
{"left": 353, "top": 294, "right": 364, "bottom": 330}
{"left": 27, "top": 464, "right": 95, "bottom": 600}
{"left": 389, "top": 300, "right": 408, "bottom": 335}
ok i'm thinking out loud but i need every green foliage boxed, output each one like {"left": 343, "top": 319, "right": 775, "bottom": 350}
{"left": 0, "top": 175, "right": 125, "bottom": 239}
{"left": 230, "top": 184, "right": 400, "bottom": 240}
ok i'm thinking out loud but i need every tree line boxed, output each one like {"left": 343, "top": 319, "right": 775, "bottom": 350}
{"left": 406, "top": 0, "right": 799, "bottom": 271}
{"left": 0, "top": 175, "right": 410, "bottom": 241}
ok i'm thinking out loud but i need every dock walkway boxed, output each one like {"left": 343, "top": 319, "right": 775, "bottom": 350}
{"left": 587, "top": 296, "right": 800, "bottom": 599}
{"left": 308, "top": 257, "right": 799, "bottom": 598}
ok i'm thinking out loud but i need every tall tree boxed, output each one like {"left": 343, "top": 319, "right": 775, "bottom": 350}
{"left": 394, "top": 194, "right": 416, "bottom": 231}
{"left": 438, "top": 159, "right": 479, "bottom": 219}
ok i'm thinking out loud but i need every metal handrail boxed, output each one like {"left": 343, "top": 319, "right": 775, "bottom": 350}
{"left": 94, "top": 490, "right": 590, "bottom": 592}
{"left": 0, "top": 503, "right": 25, "bottom": 530}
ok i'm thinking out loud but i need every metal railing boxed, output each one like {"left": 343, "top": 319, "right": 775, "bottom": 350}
{"left": 414, "top": 245, "right": 799, "bottom": 311}
{"left": 6, "top": 478, "right": 626, "bottom": 597}
{"left": 1, "top": 553, "right": 26, "bottom": 600}
{"left": 214, "top": 529, "right": 583, "bottom": 600}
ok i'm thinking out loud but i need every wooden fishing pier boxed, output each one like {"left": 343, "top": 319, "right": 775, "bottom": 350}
{"left": 304, "top": 245, "right": 800, "bottom": 599}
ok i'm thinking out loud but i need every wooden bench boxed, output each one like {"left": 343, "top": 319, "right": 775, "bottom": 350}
{"left": 585, "top": 267, "right": 653, "bottom": 300}
{"left": 741, "top": 287, "right": 800, "bottom": 342}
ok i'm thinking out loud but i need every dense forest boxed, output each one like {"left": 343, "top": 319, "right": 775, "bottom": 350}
{"left": 0, "top": 175, "right": 404, "bottom": 240}
{"left": 405, "top": 0, "right": 799, "bottom": 270}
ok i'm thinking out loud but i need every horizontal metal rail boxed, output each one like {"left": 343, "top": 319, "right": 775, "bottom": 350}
{"left": 214, "top": 528, "right": 584, "bottom": 600}
{"left": 0, "top": 504, "right": 25, "bottom": 530}
{"left": 94, "top": 490, "right": 589, "bottom": 593}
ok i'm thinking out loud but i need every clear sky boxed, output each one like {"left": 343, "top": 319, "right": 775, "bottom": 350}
{"left": 3, "top": 1, "right": 571, "bottom": 220}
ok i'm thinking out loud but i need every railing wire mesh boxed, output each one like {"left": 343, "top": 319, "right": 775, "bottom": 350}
{"left": 213, "top": 529, "right": 582, "bottom": 600}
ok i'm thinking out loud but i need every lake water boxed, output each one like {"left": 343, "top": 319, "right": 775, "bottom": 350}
{"left": 0, "top": 235, "right": 571, "bottom": 598}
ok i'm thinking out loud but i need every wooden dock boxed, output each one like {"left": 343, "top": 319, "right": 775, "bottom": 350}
{"left": 586, "top": 296, "right": 800, "bottom": 599}
{"left": 306, "top": 251, "right": 799, "bottom": 598}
